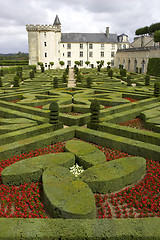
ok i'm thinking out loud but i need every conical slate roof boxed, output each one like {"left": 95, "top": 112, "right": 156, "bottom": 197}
{"left": 53, "top": 15, "right": 61, "bottom": 25}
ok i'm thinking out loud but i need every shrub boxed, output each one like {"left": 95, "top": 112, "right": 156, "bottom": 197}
{"left": 120, "top": 68, "right": 127, "bottom": 78}
{"left": 53, "top": 77, "right": 58, "bottom": 88}
{"left": 90, "top": 99, "right": 100, "bottom": 124}
{"left": 108, "top": 69, "right": 113, "bottom": 78}
{"left": 154, "top": 82, "right": 160, "bottom": 97}
{"left": 76, "top": 72, "right": 82, "bottom": 82}
{"left": 14, "top": 75, "right": 19, "bottom": 87}
{"left": 62, "top": 73, "right": 67, "bottom": 83}
{"left": 127, "top": 75, "right": 132, "bottom": 86}
{"left": 0, "top": 77, "right": 2, "bottom": 87}
{"left": 0, "top": 69, "right": 4, "bottom": 76}
{"left": 136, "top": 67, "right": 139, "bottom": 73}
{"left": 49, "top": 101, "right": 59, "bottom": 124}
{"left": 145, "top": 75, "right": 150, "bottom": 86}
{"left": 29, "top": 70, "right": 35, "bottom": 79}
{"left": 139, "top": 68, "right": 142, "bottom": 74}
{"left": 41, "top": 65, "right": 44, "bottom": 73}
{"left": 86, "top": 77, "right": 92, "bottom": 88}
{"left": 17, "top": 71, "right": 22, "bottom": 79}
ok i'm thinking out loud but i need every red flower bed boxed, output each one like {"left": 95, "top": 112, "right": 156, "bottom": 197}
{"left": 95, "top": 145, "right": 160, "bottom": 219}
{"left": 35, "top": 106, "right": 43, "bottom": 109}
{"left": 124, "top": 97, "right": 139, "bottom": 102}
{"left": 9, "top": 100, "right": 19, "bottom": 103}
{"left": 0, "top": 141, "right": 159, "bottom": 219}
{"left": 104, "top": 106, "right": 112, "bottom": 109}
{"left": 0, "top": 142, "right": 65, "bottom": 218}
{"left": 120, "top": 117, "right": 150, "bottom": 131}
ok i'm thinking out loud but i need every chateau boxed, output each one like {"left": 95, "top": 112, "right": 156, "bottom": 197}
{"left": 26, "top": 15, "right": 130, "bottom": 69}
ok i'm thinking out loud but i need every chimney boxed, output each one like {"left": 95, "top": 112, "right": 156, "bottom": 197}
{"left": 106, "top": 27, "right": 109, "bottom": 38}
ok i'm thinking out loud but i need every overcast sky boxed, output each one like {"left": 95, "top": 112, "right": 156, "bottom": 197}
{"left": 0, "top": 0, "right": 159, "bottom": 53}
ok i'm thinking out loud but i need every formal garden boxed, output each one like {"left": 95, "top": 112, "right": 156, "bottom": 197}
{"left": 0, "top": 64, "right": 159, "bottom": 239}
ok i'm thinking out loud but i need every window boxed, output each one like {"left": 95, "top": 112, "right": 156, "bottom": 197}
{"left": 123, "top": 44, "right": 126, "bottom": 49}
{"left": 89, "top": 43, "right": 93, "bottom": 49}
{"left": 80, "top": 43, "right": 83, "bottom": 49}
{"left": 44, "top": 32, "right": 46, "bottom": 37}
{"left": 63, "top": 53, "right": 64, "bottom": 56}
{"left": 111, "top": 51, "right": 115, "bottom": 57}
{"left": 45, "top": 52, "right": 47, "bottom": 57}
{"left": 101, "top": 44, "right": 104, "bottom": 49}
{"left": 63, "top": 44, "right": 65, "bottom": 48}
{"left": 45, "top": 63, "right": 47, "bottom": 68}
{"left": 80, "top": 51, "right": 83, "bottom": 57}
{"left": 67, "top": 43, "right": 71, "bottom": 49}
{"left": 80, "top": 60, "right": 83, "bottom": 66}
{"left": 111, "top": 44, "right": 115, "bottom": 50}
{"left": 44, "top": 42, "right": 47, "bottom": 47}
{"left": 89, "top": 51, "right": 93, "bottom": 57}
{"left": 67, "top": 52, "right": 71, "bottom": 58}
{"left": 101, "top": 52, "right": 104, "bottom": 57}
{"left": 67, "top": 60, "right": 71, "bottom": 67}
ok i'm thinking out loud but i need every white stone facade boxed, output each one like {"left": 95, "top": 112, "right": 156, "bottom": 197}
{"left": 26, "top": 16, "right": 130, "bottom": 69}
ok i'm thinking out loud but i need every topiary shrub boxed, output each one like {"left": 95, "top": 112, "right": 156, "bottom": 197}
{"left": 136, "top": 67, "right": 139, "bottom": 73}
{"left": 89, "top": 99, "right": 100, "bottom": 130}
{"left": 127, "top": 75, "right": 132, "bottom": 86}
{"left": 29, "top": 70, "right": 35, "bottom": 79}
{"left": 86, "top": 77, "right": 92, "bottom": 88}
{"left": 120, "top": 68, "right": 127, "bottom": 79}
{"left": 154, "top": 82, "right": 160, "bottom": 97}
{"left": 145, "top": 75, "right": 150, "bottom": 86}
{"left": 62, "top": 73, "right": 67, "bottom": 83}
{"left": 108, "top": 69, "right": 113, "bottom": 79}
{"left": 14, "top": 75, "right": 19, "bottom": 87}
{"left": 76, "top": 72, "right": 82, "bottom": 82}
{"left": 41, "top": 65, "right": 45, "bottom": 73}
{"left": 53, "top": 77, "right": 58, "bottom": 88}
{"left": 17, "top": 71, "right": 22, "bottom": 80}
{"left": 49, "top": 101, "right": 59, "bottom": 124}
{"left": 0, "top": 77, "right": 2, "bottom": 87}
{"left": 0, "top": 69, "right": 4, "bottom": 76}
{"left": 139, "top": 68, "right": 142, "bottom": 74}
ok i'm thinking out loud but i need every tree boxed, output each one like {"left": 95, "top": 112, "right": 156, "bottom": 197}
{"left": 149, "top": 23, "right": 160, "bottom": 34}
{"left": 85, "top": 61, "right": 90, "bottom": 67}
{"left": 50, "top": 62, "right": 54, "bottom": 69}
{"left": 135, "top": 26, "right": 149, "bottom": 35}
{"left": 59, "top": 61, "right": 65, "bottom": 68}
{"left": 154, "top": 30, "right": 160, "bottom": 43}
{"left": 74, "top": 61, "right": 81, "bottom": 67}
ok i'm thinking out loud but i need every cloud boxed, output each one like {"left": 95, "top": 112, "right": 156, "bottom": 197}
{"left": 0, "top": 0, "right": 159, "bottom": 52}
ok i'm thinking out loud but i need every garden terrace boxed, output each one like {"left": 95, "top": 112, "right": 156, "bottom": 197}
{"left": 0, "top": 67, "right": 159, "bottom": 239}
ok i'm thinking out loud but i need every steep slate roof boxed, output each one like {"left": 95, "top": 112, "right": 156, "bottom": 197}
{"left": 53, "top": 15, "right": 61, "bottom": 25}
{"left": 61, "top": 33, "right": 118, "bottom": 43}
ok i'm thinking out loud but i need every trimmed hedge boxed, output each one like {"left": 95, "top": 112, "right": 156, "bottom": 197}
{"left": 79, "top": 157, "right": 146, "bottom": 193}
{"left": 1, "top": 152, "right": 75, "bottom": 186}
{"left": 43, "top": 166, "right": 96, "bottom": 219}
{"left": 0, "top": 218, "right": 160, "bottom": 239}
{"left": 65, "top": 140, "right": 106, "bottom": 169}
